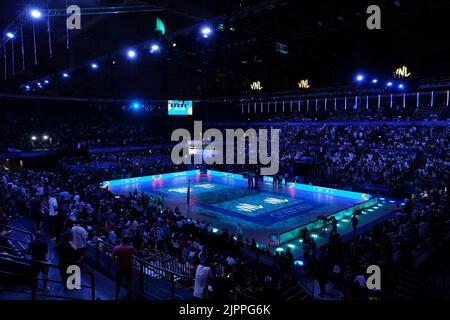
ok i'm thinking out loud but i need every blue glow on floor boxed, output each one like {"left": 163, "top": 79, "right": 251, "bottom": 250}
{"left": 106, "top": 170, "right": 371, "bottom": 245}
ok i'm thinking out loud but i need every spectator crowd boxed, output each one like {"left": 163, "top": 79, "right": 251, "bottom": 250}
{"left": 1, "top": 102, "right": 449, "bottom": 300}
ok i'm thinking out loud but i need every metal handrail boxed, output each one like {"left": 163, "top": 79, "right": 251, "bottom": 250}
{"left": 0, "top": 244, "right": 21, "bottom": 253}
{"left": 0, "top": 286, "right": 88, "bottom": 300}
{"left": 91, "top": 238, "right": 195, "bottom": 300}
{"left": 0, "top": 234, "right": 31, "bottom": 253}
{"left": 0, "top": 234, "right": 31, "bottom": 245}
{"left": 95, "top": 238, "right": 194, "bottom": 281}
{"left": 0, "top": 269, "right": 92, "bottom": 289}
{"left": 0, "top": 224, "right": 35, "bottom": 241}
{"left": 296, "top": 273, "right": 315, "bottom": 298}
{"left": 0, "top": 252, "right": 96, "bottom": 300}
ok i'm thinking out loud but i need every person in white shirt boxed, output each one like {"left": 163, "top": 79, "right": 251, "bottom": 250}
{"left": 193, "top": 258, "right": 213, "bottom": 299}
{"left": 48, "top": 196, "right": 58, "bottom": 216}
{"left": 71, "top": 221, "right": 88, "bottom": 262}
{"left": 48, "top": 195, "right": 59, "bottom": 240}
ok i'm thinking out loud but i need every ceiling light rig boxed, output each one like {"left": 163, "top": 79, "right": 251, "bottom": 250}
{"left": 30, "top": 9, "right": 43, "bottom": 19}
{"left": 1, "top": 4, "right": 166, "bottom": 80}
{"left": 201, "top": 26, "right": 212, "bottom": 38}
{"left": 127, "top": 49, "right": 137, "bottom": 59}
{"left": 150, "top": 44, "right": 160, "bottom": 54}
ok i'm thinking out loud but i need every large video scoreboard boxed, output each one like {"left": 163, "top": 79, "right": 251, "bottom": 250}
{"left": 168, "top": 100, "right": 193, "bottom": 115}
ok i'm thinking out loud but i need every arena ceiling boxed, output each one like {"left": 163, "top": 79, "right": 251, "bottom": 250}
{"left": 0, "top": 0, "right": 449, "bottom": 99}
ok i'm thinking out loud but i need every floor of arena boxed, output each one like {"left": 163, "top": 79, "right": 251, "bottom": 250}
{"left": 104, "top": 170, "right": 398, "bottom": 257}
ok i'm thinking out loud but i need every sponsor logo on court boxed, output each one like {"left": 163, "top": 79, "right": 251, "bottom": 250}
{"left": 236, "top": 203, "right": 263, "bottom": 212}
{"left": 263, "top": 197, "right": 289, "bottom": 205}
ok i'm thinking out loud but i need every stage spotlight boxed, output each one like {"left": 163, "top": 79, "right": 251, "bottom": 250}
{"left": 127, "top": 49, "right": 137, "bottom": 59}
{"left": 201, "top": 26, "right": 212, "bottom": 38}
{"left": 172, "top": 43, "right": 177, "bottom": 47}
{"left": 150, "top": 44, "right": 160, "bottom": 54}
{"left": 386, "top": 81, "right": 393, "bottom": 87}
{"left": 6, "top": 32, "right": 14, "bottom": 39}
{"left": 44, "top": 80, "right": 49, "bottom": 84}
{"left": 372, "top": 79, "right": 378, "bottom": 83}
{"left": 398, "top": 83, "right": 404, "bottom": 89}
{"left": 37, "top": 82, "right": 42, "bottom": 87}
{"left": 131, "top": 101, "right": 142, "bottom": 110}
{"left": 25, "top": 85, "right": 31, "bottom": 90}
{"left": 43, "top": 135, "right": 49, "bottom": 140}
{"left": 356, "top": 74, "right": 364, "bottom": 82}
{"left": 91, "top": 63, "right": 98, "bottom": 70}
{"left": 30, "top": 9, "right": 42, "bottom": 19}
{"left": 62, "top": 73, "right": 69, "bottom": 78}
{"left": 31, "top": 136, "right": 37, "bottom": 141}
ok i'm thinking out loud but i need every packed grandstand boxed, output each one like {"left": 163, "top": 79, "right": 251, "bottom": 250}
{"left": 1, "top": 99, "right": 449, "bottom": 300}
{"left": 0, "top": 0, "right": 449, "bottom": 305}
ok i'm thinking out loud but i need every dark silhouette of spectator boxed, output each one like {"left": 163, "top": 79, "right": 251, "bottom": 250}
{"left": 210, "top": 265, "right": 233, "bottom": 301}
{"left": 27, "top": 232, "right": 50, "bottom": 291}
{"left": 351, "top": 214, "right": 359, "bottom": 237}
{"left": 317, "top": 265, "right": 329, "bottom": 298}
{"left": 56, "top": 231, "right": 76, "bottom": 289}
{"left": 30, "top": 194, "right": 43, "bottom": 232}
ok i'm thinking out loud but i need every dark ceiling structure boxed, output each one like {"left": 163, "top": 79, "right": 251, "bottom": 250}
{"left": 0, "top": 0, "right": 449, "bottom": 99}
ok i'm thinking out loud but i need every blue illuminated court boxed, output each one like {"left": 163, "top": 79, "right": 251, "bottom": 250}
{"left": 103, "top": 170, "right": 383, "bottom": 250}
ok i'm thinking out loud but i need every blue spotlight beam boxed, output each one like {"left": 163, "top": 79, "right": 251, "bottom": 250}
{"left": 201, "top": 26, "right": 213, "bottom": 38}
{"left": 30, "top": 9, "right": 43, "bottom": 19}
{"left": 127, "top": 49, "right": 137, "bottom": 59}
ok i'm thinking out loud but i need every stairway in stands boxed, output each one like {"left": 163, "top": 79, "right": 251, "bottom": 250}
{"left": 391, "top": 268, "right": 419, "bottom": 300}
{"left": 275, "top": 279, "right": 312, "bottom": 301}
{"left": 0, "top": 220, "right": 126, "bottom": 300}
{"left": 0, "top": 224, "right": 33, "bottom": 257}
{"left": 143, "top": 277, "right": 194, "bottom": 300}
